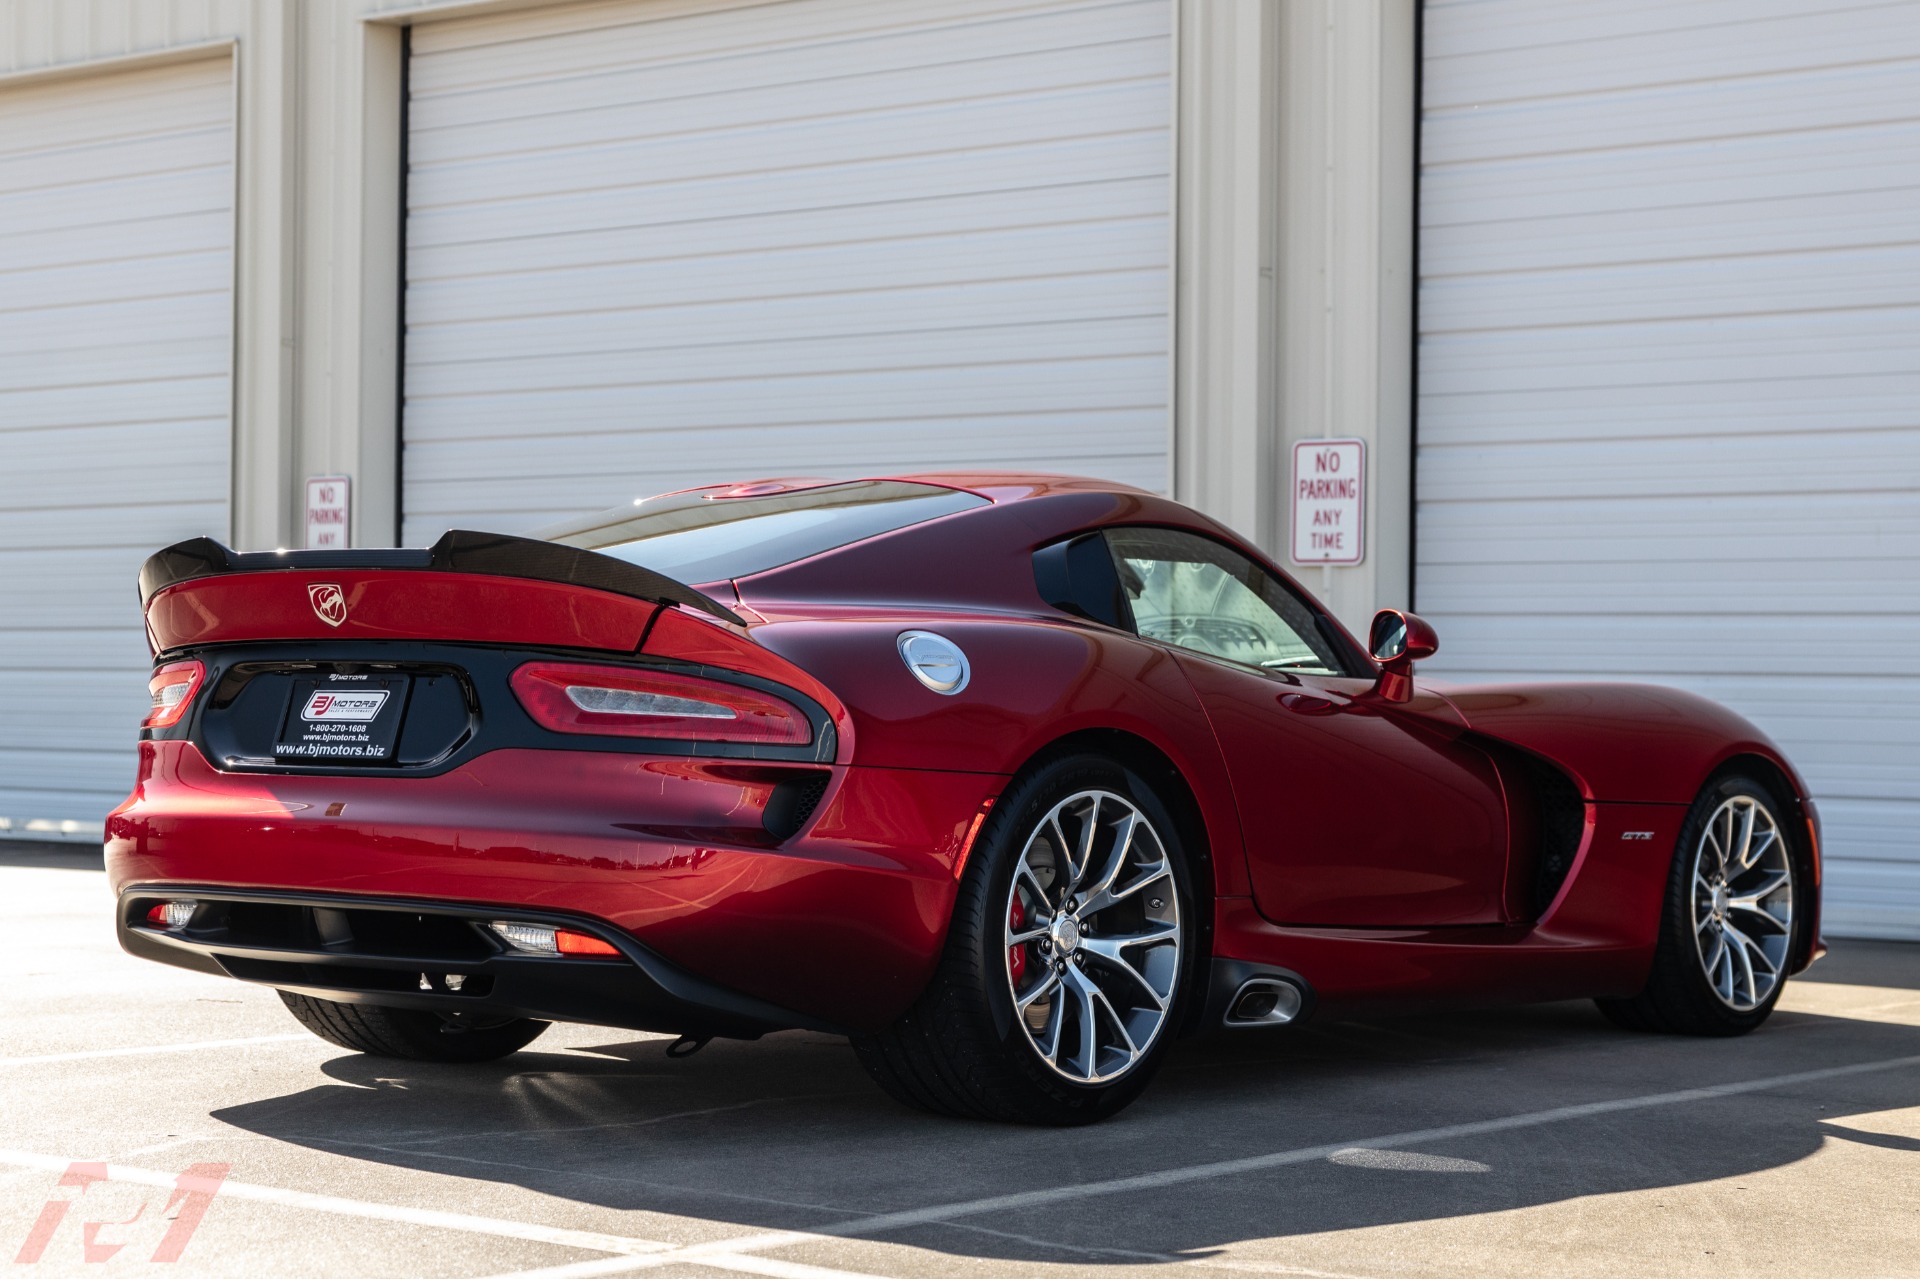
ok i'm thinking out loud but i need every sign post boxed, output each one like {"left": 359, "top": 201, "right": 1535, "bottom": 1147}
{"left": 1289, "top": 438, "right": 1365, "bottom": 566}
{"left": 304, "top": 477, "right": 351, "bottom": 551}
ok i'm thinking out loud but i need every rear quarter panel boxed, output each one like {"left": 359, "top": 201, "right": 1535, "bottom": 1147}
{"left": 754, "top": 616, "right": 1253, "bottom": 897}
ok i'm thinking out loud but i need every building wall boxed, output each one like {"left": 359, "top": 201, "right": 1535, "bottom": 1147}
{"left": 1415, "top": 0, "right": 1920, "bottom": 940}
{"left": 0, "top": 0, "right": 1411, "bottom": 602}
{"left": 0, "top": 51, "right": 236, "bottom": 835}
{"left": 396, "top": 0, "right": 1179, "bottom": 540}
{"left": 0, "top": 0, "right": 1896, "bottom": 937}
{"left": 0, "top": 0, "right": 1415, "bottom": 841}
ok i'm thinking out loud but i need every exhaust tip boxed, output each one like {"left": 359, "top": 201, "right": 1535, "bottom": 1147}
{"left": 1225, "top": 978, "right": 1304, "bottom": 1027}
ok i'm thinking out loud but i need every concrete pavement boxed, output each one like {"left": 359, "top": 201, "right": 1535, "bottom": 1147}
{"left": 3, "top": 844, "right": 1916, "bottom": 1278}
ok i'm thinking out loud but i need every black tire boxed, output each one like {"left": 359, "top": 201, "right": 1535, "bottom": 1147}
{"left": 1595, "top": 773, "right": 1804, "bottom": 1036}
{"left": 851, "top": 753, "right": 1200, "bottom": 1125}
{"left": 278, "top": 991, "right": 548, "bottom": 1062}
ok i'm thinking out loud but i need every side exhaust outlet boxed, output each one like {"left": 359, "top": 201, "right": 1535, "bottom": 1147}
{"left": 1224, "top": 978, "right": 1305, "bottom": 1028}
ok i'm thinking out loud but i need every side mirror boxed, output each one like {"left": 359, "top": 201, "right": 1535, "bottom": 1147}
{"left": 1369, "top": 609, "right": 1437, "bottom": 703}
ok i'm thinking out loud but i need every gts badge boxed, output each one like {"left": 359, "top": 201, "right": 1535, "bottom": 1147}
{"left": 1621, "top": 831, "right": 1655, "bottom": 841}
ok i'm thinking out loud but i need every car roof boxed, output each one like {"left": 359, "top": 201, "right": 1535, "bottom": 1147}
{"left": 662, "top": 472, "right": 1158, "bottom": 505}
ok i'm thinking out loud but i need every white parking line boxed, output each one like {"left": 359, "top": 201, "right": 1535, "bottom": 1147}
{"left": 0, "top": 1034, "right": 310, "bottom": 1067}
{"left": 472, "top": 1049, "right": 1920, "bottom": 1279}
{"left": 7, "top": 1051, "right": 1917, "bottom": 1279}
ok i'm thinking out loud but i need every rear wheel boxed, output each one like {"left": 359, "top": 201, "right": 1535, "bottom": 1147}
{"left": 852, "top": 753, "right": 1197, "bottom": 1124}
{"left": 1596, "top": 774, "right": 1800, "bottom": 1035}
{"left": 279, "top": 991, "right": 548, "bottom": 1062}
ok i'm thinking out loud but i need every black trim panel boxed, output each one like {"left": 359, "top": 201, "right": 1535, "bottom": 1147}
{"left": 139, "top": 530, "right": 745, "bottom": 625}
{"left": 154, "top": 640, "right": 838, "bottom": 773}
{"left": 1032, "top": 533, "right": 1131, "bottom": 629}
{"left": 118, "top": 887, "right": 844, "bottom": 1039}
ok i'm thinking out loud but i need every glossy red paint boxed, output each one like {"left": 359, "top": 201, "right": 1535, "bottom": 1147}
{"left": 1367, "top": 608, "right": 1438, "bottom": 703}
{"left": 1177, "top": 657, "right": 1511, "bottom": 927}
{"left": 114, "top": 469, "right": 1823, "bottom": 1043}
{"left": 105, "top": 739, "right": 994, "bottom": 1029}
{"left": 1436, "top": 681, "right": 1808, "bottom": 805}
{"left": 750, "top": 615, "right": 1253, "bottom": 898}
{"left": 640, "top": 606, "right": 854, "bottom": 760}
{"left": 1211, "top": 799, "right": 1687, "bottom": 1013}
{"left": 147, "top": 570, "right": 658, "bottom": 654}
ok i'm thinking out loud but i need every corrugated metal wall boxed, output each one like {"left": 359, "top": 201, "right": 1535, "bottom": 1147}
{"left": 399, "top": 0, "right": 1173, "bottom": 543}
{"left": 0, "top": 54, "right": 233, "bottom": 838}
{"left": 1417, "top": 0, "right": 1920, "bottom": 937}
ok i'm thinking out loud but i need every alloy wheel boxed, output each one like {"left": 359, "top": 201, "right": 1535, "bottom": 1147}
{"left": 1003, "top": 789, "right": 1181, "bottom": 1084}
{"left": 1691, "top": 794, "right": 1794, "bottom": 1012}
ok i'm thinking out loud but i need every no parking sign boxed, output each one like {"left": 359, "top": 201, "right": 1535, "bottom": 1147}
{"left": 1290, "top": 438, "right": 1365, "bottom": 566}
{"left": 304, "top": 477, "right": 351, "bottom": 550}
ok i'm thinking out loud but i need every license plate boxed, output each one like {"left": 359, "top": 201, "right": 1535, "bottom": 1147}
{"left": 275, "top": 675, "right": 411, "bottom": 763}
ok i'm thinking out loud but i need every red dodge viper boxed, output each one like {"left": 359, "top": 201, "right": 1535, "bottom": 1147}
{"left": 109, "top": 474, "right": 1823, "bottom": 1124}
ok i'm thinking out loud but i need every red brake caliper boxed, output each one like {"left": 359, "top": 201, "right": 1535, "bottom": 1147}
{"left": 1008, "top": 895, "right": 1028, "bottom": 985}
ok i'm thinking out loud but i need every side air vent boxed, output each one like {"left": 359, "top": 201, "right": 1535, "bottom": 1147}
{"left": 1472, "top": 738, "right": 1591, "bottom": 922}
{"left": 763, "top": 771, "right": 831, "bottom": 842}
{"left": 1526, "top": 757, "right": 1587, "bottom": 917}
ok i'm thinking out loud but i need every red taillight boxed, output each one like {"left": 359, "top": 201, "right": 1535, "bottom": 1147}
{"left": 144, "top": 660, "right": 205, "bottom": 729}
{"left": 555, "top": 929, "right": 621, "bottom": 956}
{"left": 486, "top": 920, "right": 624, "bottom": 958}
{"left": 510, "top": 662, "right": 811, "bottom": 746}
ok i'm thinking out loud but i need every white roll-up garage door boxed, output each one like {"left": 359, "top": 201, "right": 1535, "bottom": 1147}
{"left": 1417, "top": 2, "right": 1920, "bottom": 937}
{"left": 401, "top": 0, "right": 1172, "bottom": 544}
{"left": 0, "top": 56, "right": 233, "bottom": 841}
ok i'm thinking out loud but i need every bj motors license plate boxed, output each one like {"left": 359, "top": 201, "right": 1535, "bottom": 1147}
{"left": 275, "top": 675, "right": 411, "bottom": 762}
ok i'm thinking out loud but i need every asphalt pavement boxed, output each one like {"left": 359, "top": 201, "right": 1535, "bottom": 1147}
{"left": 3, "top": 841, "right": 1917, "bottom": 1278}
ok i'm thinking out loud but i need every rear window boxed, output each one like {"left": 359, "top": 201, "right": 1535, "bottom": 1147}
{"left": 538, "top": 480, "right": 988, "bottom": 584}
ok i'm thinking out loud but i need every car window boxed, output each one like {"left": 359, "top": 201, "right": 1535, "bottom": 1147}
{"left": 537, "top": 480, "right": 986, "bottom": 583}
{"left": 1103, "top": 527, "right": 1348, "bottom": 675}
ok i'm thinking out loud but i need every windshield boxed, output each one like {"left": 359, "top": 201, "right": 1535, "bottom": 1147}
{"left": 538, "top": 480, "right": 988, "bottom": 583}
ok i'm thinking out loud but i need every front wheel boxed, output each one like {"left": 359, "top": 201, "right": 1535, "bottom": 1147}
{"left": 279, "top": 991, "right": 548, "bottom": 1062}
{"left": 1596, "top": 774, "right": 1802, "bottom": 1035}
{"left": 853, "top": 753, "right": 1198, "bottom": 1124}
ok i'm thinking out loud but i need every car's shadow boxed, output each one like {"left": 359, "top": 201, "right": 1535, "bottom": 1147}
{"left": 210, "top": 947, "right": 1920, "bottom": 1267}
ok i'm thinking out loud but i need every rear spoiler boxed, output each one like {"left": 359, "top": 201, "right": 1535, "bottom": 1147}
{"left": 138, "top": 530, "right": 746, "bottom": 626}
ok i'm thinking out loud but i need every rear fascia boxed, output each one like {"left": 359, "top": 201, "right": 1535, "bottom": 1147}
{"left": 152, "top": 641, "right": 839, "bottom": 772}
{"left": 108, "top": 739, "right": 1000, "bottom": 1030}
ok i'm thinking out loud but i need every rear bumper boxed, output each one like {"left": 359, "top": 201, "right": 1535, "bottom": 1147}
{"left": 107, "top": 741, "right": 1003, "bottom": 1032}
{"left": 117, "top": 888, "right": 827, "bottom": 1038}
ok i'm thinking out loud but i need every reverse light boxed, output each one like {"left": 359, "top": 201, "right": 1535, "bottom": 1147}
{"left": 144, "top": 660, "right": 205, "bottom": 729}
{"left": 144, "top": 900, "right": 198, "bottom": 930}
{"left": 510, "top": 662, "right": 811, "bottom": 745}
{"left": 486, "top": 920, "right": 622, "bottom": 957}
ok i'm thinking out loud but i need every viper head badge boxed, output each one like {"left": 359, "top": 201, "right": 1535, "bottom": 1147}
{"left": 307, "top": 583, "right": 347, "bottom": 627}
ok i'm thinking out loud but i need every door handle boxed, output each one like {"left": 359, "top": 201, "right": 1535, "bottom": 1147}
{"left": 1279, "top": 692, "right": 1340, "bottom": 716}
